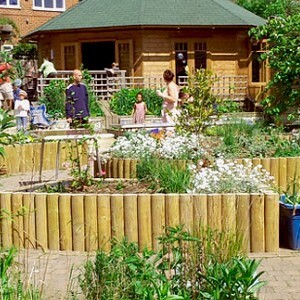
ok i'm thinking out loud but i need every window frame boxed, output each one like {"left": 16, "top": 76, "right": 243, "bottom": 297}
{"left": 33, "top": 0, "right": 65, "bottom": 12}
{"left": 250, "top": 40, "right": 267, "bottom": 84}
{"left": 0, "top": 0, "right": 20, "bottom": 9}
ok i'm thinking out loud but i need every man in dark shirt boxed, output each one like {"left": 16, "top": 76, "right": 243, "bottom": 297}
{"left": 65, "top": 69, "right": 90, "bottom": 128}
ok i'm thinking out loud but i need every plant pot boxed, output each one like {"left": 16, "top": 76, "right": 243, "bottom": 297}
{"left": 279, "top": 201, "right": 300, "bottom": 250}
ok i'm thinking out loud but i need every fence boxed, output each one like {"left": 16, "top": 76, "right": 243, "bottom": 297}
{"left": 0, "top": 191, "right": 278, "bottom": 253}
{"left": 37, "top": 71, "right": 248, "bottom": 101}
{"left": 99, "top": 157, "right": 300, "bottom": 193}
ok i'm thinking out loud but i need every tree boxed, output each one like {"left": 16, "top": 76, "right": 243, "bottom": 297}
{"left": 176, "top": 69, "right": 220, "bottom": 135}
{"left": 235, "top": 0, "right": 300, "bottom": 18}
{"left": 249, "top": 14, "right": 300, "bottom": 117}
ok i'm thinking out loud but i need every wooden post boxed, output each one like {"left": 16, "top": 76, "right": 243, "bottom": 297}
{"left": 47, "top": 193, "right": 60, "bottom": 250}
{"left": 35, "top": 193, "right": 48, "bottom": 250}
{"left": 250, "top": 193, "right": 265, "bottom": 252}
{"left": 18, "top": 144, "right": 25, "bottom": 173}
{"left": 23, "top": 193, "right": 36, "bottom": 248}
{"left": 261, "top": 158, "right": 271, "bottom": 175}
{"left": 207, "top": 194, "right": 222, "bottom": 231}
{"left": 24, "top": 144, "right": 34, "bottom": 173}
{"left": 279, "top": 157, "right": 287, "bottom": 192}
{"left": 71, "top": 194, "right": 85, "bottom": 251}
{"left": 131, "top": 159, "right": 137, "bottom": 178}
{"left": 112, "top": 158, "right": 118, "bottom": 178}
{"left": 265, "top": 193, "right": 279, "bottom": 252}
{"left": 236, "top": 193, "right": 250, "bottom": 253}
{"left": 111, "top": 194, "right": 124, "bottom": 240}
{"left": 124, "top": 194, "right": 138, "bottom": 243}
{"left": 138, "top": 194, "right": 152, "bottom": 251}
{"left": 222, "top": 194, "right": 236, "bottom": 233}
{"left": 97, "top": 194, "right": 111, "bottom": 251}
{"left": 118, "top": 159, "right": 124, "bottom": 178}
{"left": 165, "top": 194, "right": 180, "bottom": 228}
{"left": 287, "top": 157, "right": 296, "bottom": 189}
{"left": 151, "top": 194, "right": 165, "bottom": 251}
{"left": 84, "top": 194, "right": 98, "bottom": 251}
{"left": 124, "top": 159, "right": 131, "bottom": 179}
{"left": 11, "top": 192, "right": 24, "bottom": 248}
{"left": 252, "top": 158, "right": 261, "bottom": 168}
{"left": 32, "top": 142, "right": 41, "bottom": 172}
{"left": 193, "top": 194, "right": 207, "bottom": 232}
{"left": 0, "top": 192, "right": 12, "bottom": 248}
{"left": 270, "top": 157, "right": 279, "bottom": 188}
{"left": 58, "top": 194, "right": 72, "bottom": 251}
{"left": 179, "top": 194, "right": 193, "bottom": 233}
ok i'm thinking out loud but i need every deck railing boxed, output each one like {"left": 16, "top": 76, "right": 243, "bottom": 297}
{"left": 37, "top": 71, "right": 248, "bottom": 101}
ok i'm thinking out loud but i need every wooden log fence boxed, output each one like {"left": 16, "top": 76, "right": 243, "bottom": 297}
{"left": 0, "top": 142, "right": 89, "bottom": 175}
{"left": 0, "top": 192, "right": 278, "bottom": 253}
{"left": 100, "top": 157, "right": 300, "bottom": 192}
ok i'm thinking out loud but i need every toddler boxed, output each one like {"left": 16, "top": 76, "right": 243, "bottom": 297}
{"left": 14, "top": 90, "right": 30, "bottom": 131}
{"left": 132, "top": 92, "right": 147, "bottom": 124}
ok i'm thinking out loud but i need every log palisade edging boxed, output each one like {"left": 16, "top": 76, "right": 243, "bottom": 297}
{"left": 0, "top": 192, "right": 279, "bottom": 253}
{"left": 1, "top": 143, "right": 300, "bottom": 193}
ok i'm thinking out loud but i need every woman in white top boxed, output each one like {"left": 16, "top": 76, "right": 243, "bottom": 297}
{"left": 156, "top": 69, "right": 180, "bottom": 124}
{"left": 14, "top": 90, "right": 30, "bottom": 131}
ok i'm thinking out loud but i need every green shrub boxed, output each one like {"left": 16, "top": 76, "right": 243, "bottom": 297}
{"left": 39, "top": 75, "right": 104, "bottom": 119}
{"left": 137, "top": 157, "right": 191, "bottom": 193}
{"left": 77, "top": 226, "right": 264, "bottom": 299}
{"left": 110, "top": 88, "right": 163, "bottom": 116}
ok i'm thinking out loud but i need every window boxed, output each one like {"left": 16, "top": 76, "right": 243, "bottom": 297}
{"left": 0, "top": 0, "right": 19, "bottom": 8}
{"left": 33, "top": 0, "right": 65, "bottom": 11}
{"left": 64, "top": 45, "right": 76, "bottom": 70}
{"left": 251, "top": 42, "right": 267, "bottom": 83}
{"left": 175, "top": 42, "right": 188, "bottom": 83}
{"left": 194, "top": 42, "right": 207, "bottom": 70}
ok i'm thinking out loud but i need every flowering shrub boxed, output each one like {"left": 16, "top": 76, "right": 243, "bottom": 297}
{"left": 188, "top": 159, "right": 275, "bottom": 194}
{"left": 109, "top": 131, "right": 204, "bottom": 161}
{"left": 109, "top": 132, "right": 157, "bottom": 159}
{"left": 158, "top": 133, "right": 204, "bottom": 160}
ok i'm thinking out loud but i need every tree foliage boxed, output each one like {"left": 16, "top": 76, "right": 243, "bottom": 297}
{"left": 235, "top": 0, "right": 300, "bottom": 19}
{"left": 249, "top": 14, "right": 300, "bottom": 116}
{"left": 176, "top": 69, "right": 221, "bottom": 135}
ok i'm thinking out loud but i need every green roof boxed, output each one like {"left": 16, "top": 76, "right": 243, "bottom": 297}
{"left": 29, "top": 0, "right": 265, "bottom": 35}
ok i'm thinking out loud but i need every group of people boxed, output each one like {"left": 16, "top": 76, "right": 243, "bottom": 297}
{"left": 0, "top": 56, "right": 181, "bottom": 131}
{"left": 132, "top": 69, "right": 181, "bottom": 125}
{"left": 0, "top": 57, "right": 58, "bottom": 132}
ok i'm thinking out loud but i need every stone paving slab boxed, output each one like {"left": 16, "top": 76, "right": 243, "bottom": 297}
{"left": 251, "top": 249, "right": 300, "bottom": 299}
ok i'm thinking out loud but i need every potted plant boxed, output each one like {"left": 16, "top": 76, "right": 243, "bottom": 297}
{"left": 280, "top": 178, "right": 300, "bottom": 250}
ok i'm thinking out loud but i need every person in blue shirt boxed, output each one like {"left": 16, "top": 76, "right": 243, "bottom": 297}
{"left": 65, "top": 69, "right": 90, "bottom": 129}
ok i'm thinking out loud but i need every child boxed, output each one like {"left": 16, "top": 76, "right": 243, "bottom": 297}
{"left": 132, "top": 92, "right": 147, "bottom": 124}
{"left": 14, "top": 90, "right": 30, "bottom": 132}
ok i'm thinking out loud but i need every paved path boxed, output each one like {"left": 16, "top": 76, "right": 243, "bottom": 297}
{"left": 253, "top": 249, "right": 300, "bottom": 300}
{"left": 1, "top": 172, "right": 300, "bottom": 299}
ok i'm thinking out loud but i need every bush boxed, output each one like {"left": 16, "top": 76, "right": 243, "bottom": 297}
{"left": 110, "top": 88, "right": 163, "bottom": 116}
{"left": 77, "top": 226, "right": 265, "bottom": 299}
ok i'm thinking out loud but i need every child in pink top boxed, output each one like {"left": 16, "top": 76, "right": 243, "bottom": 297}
{"left": 132, "top": 92, "right": 147, "bottom": 124}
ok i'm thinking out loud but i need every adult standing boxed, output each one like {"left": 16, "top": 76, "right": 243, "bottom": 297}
{"left": 0, "top": 62, "right": 14, "bottom": 110}
{"left": 65, "top": 69, "right": 90, "bottom": 128}
{"left": 38, "top": 58, "right": 57, "bottom": 78}
{"left": 156, "top": 69, "right": 180, "bottom": 123}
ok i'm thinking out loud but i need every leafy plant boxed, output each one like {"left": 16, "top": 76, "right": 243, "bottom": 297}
{"left": 249, "top": 14, "right": 300, "bottom": 118}
{"left": 137, "top": 157, "right": 191, "bottom": 193}
{"left": 12, "top": 43, "right": 38, "bottom": 60}
{"left": 38, "top": 80, "right": 66, "bottom": 118}
{"left": 0, "top": 109, "right": 16, "bottom": 157}
{"left": 0, "top": 247, "right": 40, "bottom": 299}
{"left": 200, "top": 258, "right": 265, "bottom": 299}
{"left": 176, "top": 68, "right": 221, "bottom": 135}
{"left": 217, "top": 100, "right": 242, "bottom": 114}
{"left": 110, "top": 88, "right": 163, "bottom": 116}
{"left": 77, "top": 226, "right": 264, "bottom": 299}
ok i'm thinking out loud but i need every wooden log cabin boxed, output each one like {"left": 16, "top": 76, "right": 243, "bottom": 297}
{"left": 24, "top": 0, "right": 269, "bottom": 102}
